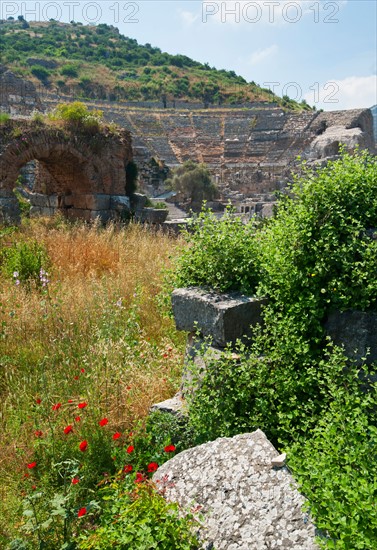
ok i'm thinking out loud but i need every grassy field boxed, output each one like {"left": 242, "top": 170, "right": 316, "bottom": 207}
{"left": 0, "top": 217, "right": 187, "bottom": 547}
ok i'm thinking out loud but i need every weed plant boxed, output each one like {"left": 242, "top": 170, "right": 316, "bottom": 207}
{"left": 0, "top": 218, "right": 198, "bottom": 549}
{"left": 173, "top": 149, "right": 377, "bottom": 548}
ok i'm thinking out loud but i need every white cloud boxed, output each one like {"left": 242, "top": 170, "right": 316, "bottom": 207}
{"left": 179, "top": 9, "right": 200, "bottom": 26}
{"left": 304, "top": 75, "right": 377, "bottom": 111}
{"left": 249, "top": 44, "right": 278, "bottom": 65}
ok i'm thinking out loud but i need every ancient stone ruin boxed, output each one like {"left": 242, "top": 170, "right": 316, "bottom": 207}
{"left": 0, "top": 117, "right": 132, "bottom": 223}
{"left": 153, "top": 430, "right": 319, "bottom": 550}
{"left": 151, "top": 286, "right": 377, "bottom": 547}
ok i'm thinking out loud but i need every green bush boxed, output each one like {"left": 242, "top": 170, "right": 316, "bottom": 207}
{"left": 78, "top": 480, "right": 200, "bottom": 550}
{"left": 60, "top": 64, "right": 79, "bottom": 78}
{"left": 288, "top": 375, "right": 377, "bottom": 549}
{"left": 258, "top": 148, "right": 377, "bottom": 342}
{"left": 2, "top": 240, "right": 50, "bottom": 290}
{"left": 0, "top": 112, "right": 10, "bottom": 124}
{"left": 31, "top": 65, "right": 50, "bottom": 82}
{"left": 178, "top": 149, "right": 377, "bottom": 547}
{"left": 172, "top": 207, "right": 260, "bottom": 295}
{"left": 49, "top": 102, "right": 104, "bottom": 133}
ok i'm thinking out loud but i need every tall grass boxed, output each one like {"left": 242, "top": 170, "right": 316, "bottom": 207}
{"left": 0, "top": 217, "right": 184, "bottom": 544}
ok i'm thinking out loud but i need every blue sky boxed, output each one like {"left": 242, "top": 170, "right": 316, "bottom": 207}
{"left": 3, "top": 0, "right": 376, "bottom": 110}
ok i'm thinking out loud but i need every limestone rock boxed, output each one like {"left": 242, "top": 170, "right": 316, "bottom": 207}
{"left": 153, "top": 430, "right": 318, "bottom": 549}
{"left": 172, "top": 287, "right": 267, "bottom": 347}
{"left": 150, "top": 393, "right": 188, "bottom": 418}
{"left": 325, "top": 310, "right": 377, "bottom": 365}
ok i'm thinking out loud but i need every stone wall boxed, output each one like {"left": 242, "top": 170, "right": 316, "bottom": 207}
{"left": 0, "top": 65, "right": 43, "bottom": 116}
{"left": 0, "top": 118, "right": 132, "bottom": 223}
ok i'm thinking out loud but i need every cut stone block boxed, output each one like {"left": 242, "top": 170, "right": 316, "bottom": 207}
{"left": 172, "top": 287, "right": 268, "bottom": 347}
{"left": 110, "top": 195, "right": 131, "bottom": 212}
{"left": 325, "top": 310, "right": 377, "bottom": 365}
{"left": 71, "top": 194, "right": 111, "bottom": 210}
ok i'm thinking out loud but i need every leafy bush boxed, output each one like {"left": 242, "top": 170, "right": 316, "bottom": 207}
{"left": 172, "top": 207, "right": 260, "bottom": 295}
{"left": 178, "top": 149, "right": 377, "bottom": 547}
{"left": 165, "top": 161, "right": 219, "bottom": 206}
{"left": 78, "top": 480, "right": 200, "bottom": 550}
{"left": 49, "top": 102, "right": 104, "bottom": 133}
{"left": 60, "top": 64, "right": 79, "bottom": 78}
{"left": 186, "top": 338, "right": 352, "bottom": 447}
{"left": 258, "top": 148, "right": 377, "bottom": 335}
{"left": 288, "top": 375, "right": 377, "bottom": 549}
{"left": 0, "top": 112, "right": 10, "bottom": 124}
{"left": 2, "top": 240, "right": 50, "bottom": 290}
{"left": 31, "top": 65, "right": 50, "bottom": 82}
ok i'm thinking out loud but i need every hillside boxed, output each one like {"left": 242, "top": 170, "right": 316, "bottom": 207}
{"left": 0, "top": 18, "right": 312, "bottom": 111}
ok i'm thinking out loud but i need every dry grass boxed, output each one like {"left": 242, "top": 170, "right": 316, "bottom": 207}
{"left": 0, "top": 218, "right": 186, "bottom": 494}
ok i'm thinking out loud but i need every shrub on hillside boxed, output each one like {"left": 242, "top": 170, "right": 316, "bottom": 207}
{"left": 172, "top": 207, "right": 260, "bottom": 295}
{"left": 49, "top": 102, "right": 104, "bottom": 133}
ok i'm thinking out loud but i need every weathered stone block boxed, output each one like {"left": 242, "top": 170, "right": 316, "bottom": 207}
{"left": 0, "top": 197, "right": 21, "bottom": 224}
{"left": 72, "top": 194, "right": 110, "bottom": 210}
{"left": 29, "top": 193, "right": 50, "bottom": 208}
{"left": 110, "top": 195, "right": 131, "bottom": 212}
{"left": 153, "top": 430, "right": 318, "bottom": 549}
{"left": 130, "top": 193, "right": 148, "bottom": 212}
{"left": 325, "top": 310, "right": 377, "bottom": 365}
{"left": 172, "top": 287, "right": 267, "bottom": 347}
{"left": 30, "top": 206, "right": 55, "bottom": 217}
{"left": 135, "top": 207, "right": 168, "bottom": 224}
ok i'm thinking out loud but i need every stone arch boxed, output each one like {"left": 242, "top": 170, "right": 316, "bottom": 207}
{"left": 0, "top": 119, "right": 132, "bottom": 223}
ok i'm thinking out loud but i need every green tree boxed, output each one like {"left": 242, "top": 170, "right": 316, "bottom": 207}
{"left": 166, "top": 161, "right": 219, "bottom": 207}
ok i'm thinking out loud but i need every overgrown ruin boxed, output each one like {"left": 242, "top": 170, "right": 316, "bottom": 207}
{"left": 0, "top": 117, "right": 132, "bottom": 223}
{"left": 0, "top": 67, "right": 376, "bottom": 222}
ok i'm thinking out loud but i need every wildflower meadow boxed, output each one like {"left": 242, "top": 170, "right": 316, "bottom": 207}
{"left": 0, "top": 217, "right": 199, "bottom": 549}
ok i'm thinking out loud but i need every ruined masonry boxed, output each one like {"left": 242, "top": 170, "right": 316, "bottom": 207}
{"left": 0, "top": 118, "right": 132, "bottom": 223}
{"left": 153, "top": 430, "right": 319, "bottom": 550}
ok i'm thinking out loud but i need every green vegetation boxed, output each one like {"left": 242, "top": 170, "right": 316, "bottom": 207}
{"left": 173, "top": 207, "right": 259, "bottom": 294}
{"left": 165, "top": 160, "right": 219, "bottom": 207}
{"left": 171, "top": 149, "right": 377, "bottom": 547}
{"left": 0, "top": 19, "right": 312, "bottom": 109}
{"left": 0, "top": 220, "right": 198, "bottom": 549}
{"left": 2, "top": 150, "right": 376, "bottom": 548}
{"left": 0, "top": 112, "right": 11, "bottom": 124}
{"left": 48, "top": 101, "right": 104, "bottom": 133}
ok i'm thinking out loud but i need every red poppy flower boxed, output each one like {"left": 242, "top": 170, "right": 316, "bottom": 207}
{"left": 74, "top": 376, "right": 79, "bottom": 380}
{"left": 34, "top": 430, "right": 43, "bottom": 437}
{"left": 52, "top": 403, "right": 61, "bottom": 411}
{"left": 147, "top": 462, "right": 158, "bottom": 473}
{"left": 35, "top": 398, "right": 41, "bottom": 405}
{"left": 164, "top": 444, "right": 176, "bottom": 453}
{"left": 78, "top": 507, "right": 86, "bottom": 518}
{"left": 23, "top": 473, "right": 30, "bottom": 478}
{"left": 72, "top": 477, "right": 80, "bottom": 484}
{"left": 79, "top": 440, "right": 88, "bottom": 452}
{"left": 75, "top": 416, "right": 81, "bottom": 422}
{"left": 112, "top": 432, "right": 121, "bottom": 440}
{"left": 123, "top": 464, "right": 133, "bottom": 473}
{"left": 68, "top": 399, "right": 73, "bottom": 403}
{"left": 27, "top": 462, "right": 37, "bottom": 469}
{"left": 135, "top": 472, "right": 144, "bottom": 483}
{"left": 32, "top": 485, "right": 37, "bottom": 490}
{"left": 99, "top": 418, "right": 108, "bottom": 427}
{"left": 78, "top": 402, "right": 88, "bottom": 409}
{"left": 80, "top": 368, "right": 85, "bottom": 373}
{"left": 126, "top": 445, "right": 134, "bottom": 454}
{"left": 64, "top": 425, "right": 73, "bottom": 435}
